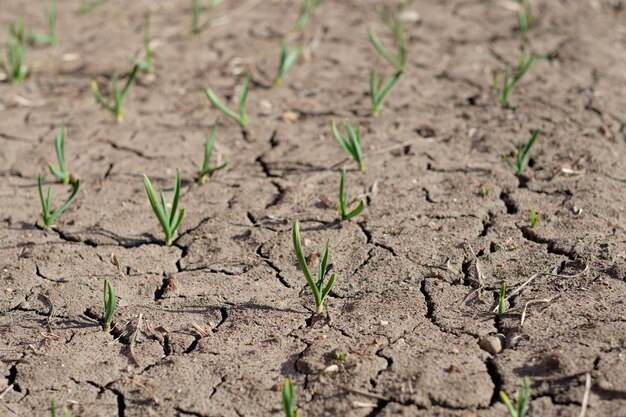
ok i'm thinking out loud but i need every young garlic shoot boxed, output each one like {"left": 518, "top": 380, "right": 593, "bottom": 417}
{"left": 506, "top": 129, "right": 540, "bottom": 175}
{"left": 204, "top": 74, "right": 250, "bottom": 128}
{"left": 91, "top": 63, "right": 140, "bottom": 123}
{"left": 143, "top": 168, "right": 186, "bottom": 246}
{"left": 79, "top": 0, "right": 104, "bottom": 15}
{"left": 500, "top": 377, "right": 531, "bottom": 417}
{"left": 282, "top": 379, "right": 299, "bottom": 417}
{"left": 331, "top": 119, "right": 364, "bottom": 172}
{"left": 339, "top": 168, "right": 365, "bottom": 221}
{"left": 48, "top": 121, "right": 77, "bottom": 185}
{"left": 292, "top": 220, "right": 336, "bottom": 315}
{"left": 367, "top": 26, "right": 406, "bottom": 72}
{"left": 137, "top": 13, "right": 154, "bottom": 73}
{"left": 377, "top": 0, "right": 413, "bottom": 47}
{"left": 294, "top": 0, "right": 323, "bottom": 32}
{"left": 38, "top": 175, "right": 81, "bottom": 230}
{"left": 492, "top": 48, "right": 545, "bottom": 107}
{"left": 198, "top": 122, "right": 228, "bottom": 184}
{"left": 103, "top": 279, "right": 116, "bottom": 332}
{"left": 30, "top": 0, "right": 57, "bottom": 46}
{"left": 1, "top": 22, "right": 30, "bottom": 84}
{"left": 192, "top": 0, "right": 222, "bottom": 35}
{"left": 274, "top": 40, "right": 300, "bottom": 87}
{"left": 517, "top": 0, "right": 533, "bottom": 41}
{"left": 530, "top": 208, "right": 540, "bottom": 230}
{"left": 370, "top": 69, "right": 401, "bottom": 116}
{"left": 497, "top": 281, "right": 506, "bottom": 315}
{"left": 50, "top": 396, "right": 73, "bottom": 417}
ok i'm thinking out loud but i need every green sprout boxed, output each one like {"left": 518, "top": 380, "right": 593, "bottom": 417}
{"left": 50, "top": 396, "right": 72, "bottom": 417}
{"left": 294, "top": 0, "right": 323, "bottom": 32}
{"left": 143, "top": 169, "right": 186, "bottom": 246}
{"left": 204, "top": 74, "right": 250, "bottom": 129}
{"left": 103, "top": 279, "right": 116, "bottom": 332}
{"left": 339, "top": 168, "right": 365, "bottom": 221}
{"left": 274, "top": 40, "right": 300, "bottom": 87}
{"left": 367, "top": 26, "right": 406, "bottom": 72}
{"left": 292, "top": 220, "right": 336, "bottom": 315}
{"left": 282, "top": 379, "right": 299, "bottom": 417}
{"left": 498, "top": 281, "right": 506, "bottom": 315}
{"left": 517, "top": 0, "right": 532, "bottom": 41}
{"left": 198, "top": 122, "right": 229, "bottom": 184}
{"left": 500, "top": 377, "right": 531, "bottom": 417}
{"left": 79, "top": 0, "right": 104, "bottom": 14}
{"left": 331, "top": 119, "right": 364, "bottom": 172}
{"left": 192, "top": 0, "right": 222, "bottom": 35}
{"left": 335, "top": 351, "right": 347, "bottom": 364}
{"left": 137, "top": 14, "right": 154, "bottom": 73}
{"left": 91, "top": 63, "right": 140, "bottom": 123}
{"left": 530, "top": 208, "right": 540, "bottom": 230}
{"left": 377, "top": 0, "right": 413, "bottom": 47}
{"left": 48, "top": 121, "right": 77, "bottom": 185}
{"left": 370, "top": 69, "right": 401, "bottom": 116}
{"left": 506, "top": 129, "right": 540, "bottom": 175}
{"left": 31, "top": 0, "right": 57, "bottom": 46}
{"left": 9, "top": 17, "right": 27, "bottom": 46}
{"left": 38, "top": 175, "right": 80, "bottom": 230}
{"left": 1, "top": 22, "right": 30, "bottom": 84}
{"left": 492, "top": 48, "right": 545, "bottom": 107}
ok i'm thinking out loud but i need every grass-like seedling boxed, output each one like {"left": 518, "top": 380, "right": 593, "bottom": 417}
{"left": 192, "top": 0, "right": 222, "bottom": 35}
{"left": 205, "top": 74, "right": 250, "bottom": 128}
{"left": 498, "top": 281, "right": 506, "bottom": 315}
{"left": 38, "top": 175, "right": 80, "bottom": 229}
{"left": 500, "top": 377, "right": 531, "bottom": 417}
{"left": 368, "top": 26, "right": 406, "bottom": 72}
{"left": 492, "top": 48, "right": 545, "bottom": 107}
{"left": 2, "top": 21, "right": 30, "bottom": 85}
{"left": 517, "top": 0, "right": 532, "bottom": 41}
{"left": 1, "top": 39, "right": 30, "bottom": 84}
{"left": 48, "top": 121, "right": 76, "bottom": 185}
{"left": 31, "top": 0, "right": 57, "bottom": 46}
{"left": 506, "top": 129, "right": 540, "bottom": 175}
{"left": 339, "top": 168, "right": 365, "bottom": 221}
{"left": 79, "top": 0, "right": 104, "bottom": 14}
{"left": 378, "top": 0, "right": 413, "bottom": 47}
{"left": 292, "top": 220, "right": 336, "bottom": 315}
{"left": 274, "top": 40, "right": 300, "bottom": 87}
{"left": 331, "top": 119, "right": 364, "bottom": 172}
{"left": 91, "top": 63, "right": 140, "bottom": 123}
{"left": 370, "top": 69, "right": 401, "bottom": 116}
{"left": 137, "top": 14, "right": 154, "bottom": 73}
{"left": 143, "top": 169, "right": 186, "bottom": 246}
{"left": 530, "top": 208, "right": 540, "bottom": 230}
{"left": 282, "top": 379, "right": 299, "bottom": 417}
{"left": 294, "top": 0, "right": 323, "bottom": 32}
{"left": 50, "top": 396, "right": 72, "bottom": 417}
{"left": 198, "top": 122, "right": 228, "bottom": 184}
{"left": 103, "top": 279, "right": 116, "bottom": 332}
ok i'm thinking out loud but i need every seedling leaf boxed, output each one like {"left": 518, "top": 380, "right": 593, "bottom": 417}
{"left": 143, "top": 169, "right": 186, "bottom": 246}
{"left": 103, "top": 279, "right": 116, "bottom": 332}
{"left": 331, "top": 119, "right": 364, "bottom": 171}
{"left": 91, "top": 63, "right": 140, "bottom": 123}
{"left": 205, "top": 74, "right": 250, "bottom": 128}
{"left": 38, "top": 175, "right": 80, "bottom": 229}
{"left": 293, "top": 221, "right": 335, "bottom": 315}
{"left": 274, "top": 40, "right": 301, "bottom": 87}
{"left": 339, "top": 168, "right": 365, "bottom": 220}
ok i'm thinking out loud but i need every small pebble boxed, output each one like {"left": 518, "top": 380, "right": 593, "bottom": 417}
{"left": 478, "top": 334, "right": 506, "bottom": 355}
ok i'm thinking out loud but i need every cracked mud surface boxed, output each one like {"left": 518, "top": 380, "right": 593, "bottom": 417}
{"left": 1, "top": 0, "right": 626, "bottom": 416}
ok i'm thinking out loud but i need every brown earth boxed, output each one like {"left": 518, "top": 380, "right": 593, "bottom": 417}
{"left": 1, "top": 0, "right": 626, "bottom": 416}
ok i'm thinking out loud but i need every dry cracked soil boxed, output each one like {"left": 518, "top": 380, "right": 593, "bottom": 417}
{"left": 1, "top": 0, "right": 626, "bottom": 416}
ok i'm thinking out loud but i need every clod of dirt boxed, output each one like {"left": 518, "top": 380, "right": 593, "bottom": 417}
{"left": 478, "top": 334, "right": 506, "bottom": 355}
{"left": 416, "top": 123, "right": 436, "bottom": 138}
